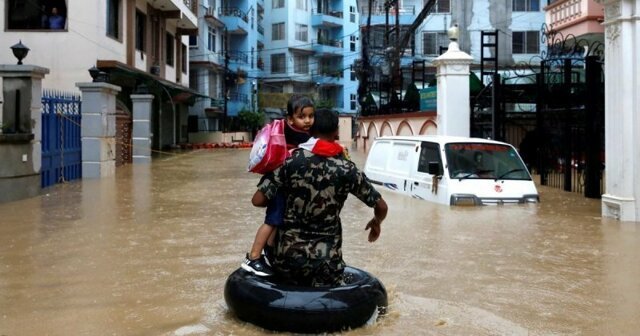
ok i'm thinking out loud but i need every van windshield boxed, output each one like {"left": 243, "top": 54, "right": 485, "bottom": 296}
{"left": 444, "top": 143, "right": 531, "bottom": 180}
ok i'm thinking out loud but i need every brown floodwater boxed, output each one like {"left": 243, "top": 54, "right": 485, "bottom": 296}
{"left": 1, "top": 149, "right": 639, "bottom": 335}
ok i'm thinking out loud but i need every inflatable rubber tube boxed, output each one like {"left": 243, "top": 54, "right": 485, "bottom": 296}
{"left": 224, "top": 266, "right": 388, "bottom": 333}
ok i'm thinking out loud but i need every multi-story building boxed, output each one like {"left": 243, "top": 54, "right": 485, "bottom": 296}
{"left": 261, "top": 0, "right": 361, "bottom": 114}
{"left": 358, "top": 0, "right": 547, "bottom": 87}
{"left": 544, "top": 0, "right": 604, "bottom": 43}
{"left": 0, "top": 0, "right": 198, "bottom": 151}
{"left": 189, "top": 0, "right": 264, "bottom": 131}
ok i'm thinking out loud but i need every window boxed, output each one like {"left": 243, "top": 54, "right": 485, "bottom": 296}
{"left": 422, "top": 32, "right": 448, "bottom": 56}
{"left": 350, "top": 36, "right": 357, "bottom": 52}
{"left": 350, "top": 6, "right": 356, "bottom": 22}
{"left": 6, "top": 0, "right": 68, "bottom": 30}
{"left": 166, "top": 33, "right": 174, "bottom": 66}
{"left": 272, "top": 22, "right": 285, "bottom": 40}
{"left": 182, "top": 43, "right": 188, "bottom": 73}
{"left": 513, "top": 0, "right": 539, "bottom": 12}
{"left": 350, "top": 66, "right": 356, "bottom": 81}
{"left": 512, "top": 31, "right": 539, "bottom": 54}
{"left": 295, "top": 24, "right": 308, "bottom": 41}
{"left": 208, "top": 27, "right": 216, "bottom": 52}
{"left": 135, "top": 10, "right": 146, "bottom": 51}
{"left": 271, "top": 53, "right": 286, "bottom": 73}
{"left": 107, "top": 0, "right": 121, "bottom": 39}
{"left": 294, "top": 55, "right": 309, "bottom": 74}
{"left": 189, "top": 35, "right": 198, "bottom": 47}
{"left": 350, "top": 94, "right": 357, "bottom": 110}
{"left": 417, "top": 142, "right": 443, "bottom": 175}
{"left": 425, "top": 0, "right": 450, "bottom": 13}
{"left": 296, "top": 0, "right": 306, "bottom": 10}
{"left": 273, "top": 0, "right": 284, "bottom": 8}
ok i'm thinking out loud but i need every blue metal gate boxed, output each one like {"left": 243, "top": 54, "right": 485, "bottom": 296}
{"left": 41, "top": 90, "right": 82, "bottom": 188}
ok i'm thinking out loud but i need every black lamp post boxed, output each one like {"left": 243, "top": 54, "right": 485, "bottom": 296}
{"left": 88, "top": 65, "right": 108, "bottom": 82}
{"left": 10, "top": 40, "right": 29, "bottom": 65}
{"left": 88, "top": 66, "right": 100, "bottom": 81}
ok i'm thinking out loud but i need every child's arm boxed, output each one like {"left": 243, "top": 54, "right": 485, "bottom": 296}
{"left": 251, "top": 190, "right": 268, "bottom": 207}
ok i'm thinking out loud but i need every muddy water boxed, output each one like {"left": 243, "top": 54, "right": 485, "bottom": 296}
{"left": 1, "top": 149, "right": 639, "bottom": 335}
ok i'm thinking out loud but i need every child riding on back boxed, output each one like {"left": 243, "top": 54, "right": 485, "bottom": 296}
{"left": 242, "top": 95, "right": 315, "bottom": 276}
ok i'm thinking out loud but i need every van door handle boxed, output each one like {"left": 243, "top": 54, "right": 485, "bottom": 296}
{"left": 414, "top": 182, "right": 419, "bottom": 186}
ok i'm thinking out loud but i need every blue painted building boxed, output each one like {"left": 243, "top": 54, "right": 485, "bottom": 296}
{"left": 262, "top": 0, "right": 361, "bottom": 114}
{"left": 189, "top": 0, "right": 262, "bottom": 131}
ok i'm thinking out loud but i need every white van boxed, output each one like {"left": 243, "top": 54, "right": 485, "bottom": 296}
{"left": 363, "top": 135, "right": 539, "bottom": 205}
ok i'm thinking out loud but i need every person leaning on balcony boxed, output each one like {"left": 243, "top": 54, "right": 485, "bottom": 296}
{"left": 48, "top": 7, "right": 65, "bottom": 30}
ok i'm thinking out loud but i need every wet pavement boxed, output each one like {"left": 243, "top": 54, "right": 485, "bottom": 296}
{"left": 1, "top": 149, "right": 639, "bottom": 335}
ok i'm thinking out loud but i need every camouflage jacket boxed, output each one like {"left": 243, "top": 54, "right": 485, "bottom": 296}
{"left": 258, "top": 148, "right": 381, "bottom": 287}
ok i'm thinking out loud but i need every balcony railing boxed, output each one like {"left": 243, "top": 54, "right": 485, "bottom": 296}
{"left": 360, "top": 5, "right": 415, "bottom": 16}
{"left": 315, "top": 38, "right": 343, "bottom": 48}
{"left": 219, "top": 7, "right": 248, "bottom": 23}
{"left": 546, "top": 0, "right": 604, "bottom": 33}
{"left": 317, "top": 67, "right": 344, "bottom": 78}
{"left": 312, "top": 8, "right": 343, "bottom": 18}
{"left": 228, "top": 51, "right": 249, "bottom": 63}
{"left": 257, "top": 24, "right": 264, "bottom": 35}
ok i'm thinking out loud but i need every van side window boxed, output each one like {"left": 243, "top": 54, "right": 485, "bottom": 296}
{"left": 417, "top": 142, "right": 443, "bottom": 175}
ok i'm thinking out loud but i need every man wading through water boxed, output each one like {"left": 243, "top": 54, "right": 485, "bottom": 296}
{"left": 251, "top": 108, "right": 388, "bottom": 287}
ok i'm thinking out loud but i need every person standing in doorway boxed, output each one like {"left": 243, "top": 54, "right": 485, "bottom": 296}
{"left": 48, "top": 7, "right": 65, "bottom": 30}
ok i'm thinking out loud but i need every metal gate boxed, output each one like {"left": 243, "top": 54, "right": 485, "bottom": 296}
{"left": 471, "top": 25, "right": 605, "bottom": 198}
{"left": 41, "top": 90, "right": 82, "bottom": 188}
{"left": 115, "top": 108, "right": 132, "bottom": 166}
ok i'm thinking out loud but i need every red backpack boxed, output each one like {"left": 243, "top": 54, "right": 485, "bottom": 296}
{"left": 247, "top": 119, "right": 287, "bottom": 174}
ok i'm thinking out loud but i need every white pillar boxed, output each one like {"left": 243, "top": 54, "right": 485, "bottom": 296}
{"left": 0, "top": 65, "right": 49, "bottom": 202}
{"left": 76, "top": 82, "right": 121, "bottom": 179}
{"left": 130, "top": 94, "right": 154, "bottom": 163}
{"left": 432, "top": 40, "right": 474, "bottom": 137}
{"left": 598, "top": 0, "right": 640, "bottom": 221}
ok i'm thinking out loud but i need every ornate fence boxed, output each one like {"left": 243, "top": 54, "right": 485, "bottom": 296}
{"left": 41, "top": 90, "right": 82, "bottom": 188}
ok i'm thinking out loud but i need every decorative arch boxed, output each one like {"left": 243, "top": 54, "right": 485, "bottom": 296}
{"left": 367, "top": 122, "right": 379, "bottom": 139}
{"left": 397, "top": 120, "right": 414, "bottom": 136}
{"left": 380, "top": 121, "right": 393, "bottom": 136}
{"left": 358, "top": 122, "right": 367, "bottom": 138}
{"left": 419, "top": 120, "right": 437, "bottom": 135}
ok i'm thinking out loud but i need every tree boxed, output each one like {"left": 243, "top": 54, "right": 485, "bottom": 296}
{"left": 238, "top": 108, "right": 265, "bottom": 136}
{"left": 315, "top": 99, "right": 334, "bottom": 109}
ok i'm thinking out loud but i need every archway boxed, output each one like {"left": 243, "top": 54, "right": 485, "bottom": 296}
{"left": 419, "top": 120, "right": 437, "bottom": 135}
{"left": 397, "top": 120, "right": 414, "bottom": 136}
{"left": 380, "top": 121, "right": 393, "bottom": 136}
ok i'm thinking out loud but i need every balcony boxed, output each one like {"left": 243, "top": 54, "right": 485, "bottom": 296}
{"left": 313, "top": 68, "right": 344, "bottom": 87}
{"left": 545, "top": 0, "right": 604, "bottom": 39}
{"left": 219, "top": 7, "right": 249, "bottom": 34}
{"left": 153, "top": 0, "right": 197, "bottom": 29}
{"left": 359, "top": 5, "right": 416, "bottom": 25}
{"left": 313, "top": 38, "right": 343, "bottom": 57}
{"left": 204, "top": 7, "right": 225, "bottom": 28}
{"left": 311, "top": 8, "right": 343, "bottom": 28}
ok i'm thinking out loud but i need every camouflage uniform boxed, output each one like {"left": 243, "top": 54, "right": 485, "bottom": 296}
{"left": 257, "top": 148, "right": 381, "bottom": 287}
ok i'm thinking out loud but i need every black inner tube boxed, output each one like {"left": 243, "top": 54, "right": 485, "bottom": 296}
{"left": 224, "top": 266, "right": 388, "bottom": 333}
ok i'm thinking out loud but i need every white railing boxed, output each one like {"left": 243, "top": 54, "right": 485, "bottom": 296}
{"left": 548, "top": 0, "right": 582, "bottom": 29}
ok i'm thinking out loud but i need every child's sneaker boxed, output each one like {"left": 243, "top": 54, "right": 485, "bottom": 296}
{"left": 262, "top": 245, "right": 274, "bottom": 267}
{"left": 241, "top": 254, "right": 274, "bottom": 277}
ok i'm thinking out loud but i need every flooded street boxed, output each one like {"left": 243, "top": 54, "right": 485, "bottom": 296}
{"left": 1, "top": 149, "right": 639, "bottom": 335}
